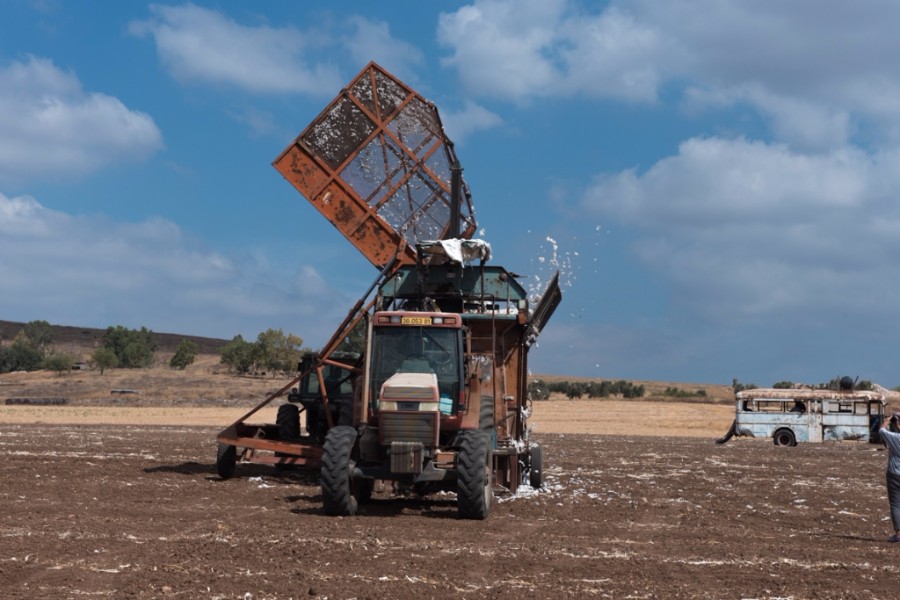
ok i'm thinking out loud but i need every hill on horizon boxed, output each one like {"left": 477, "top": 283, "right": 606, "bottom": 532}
{"left": 0, "top": 320, "right": 230, "bottom": 355}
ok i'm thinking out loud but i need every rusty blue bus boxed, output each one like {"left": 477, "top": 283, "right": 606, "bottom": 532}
{"left": 732, "top": 388, "right": 887, "bottom": 446}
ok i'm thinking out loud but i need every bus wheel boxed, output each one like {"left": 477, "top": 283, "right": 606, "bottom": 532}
{"left": 773, "top": 428, "right": 796, "bottom": 447}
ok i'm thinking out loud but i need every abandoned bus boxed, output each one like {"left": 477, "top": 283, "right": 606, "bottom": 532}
{"left": 732, "top": 388, "right": 886, "bottom": 446}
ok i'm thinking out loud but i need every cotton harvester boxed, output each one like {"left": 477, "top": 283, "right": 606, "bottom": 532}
{"left": 216, "top": 62, "right": 561, "bottom": 519}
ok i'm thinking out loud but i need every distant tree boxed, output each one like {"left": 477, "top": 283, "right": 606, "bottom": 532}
{"left": 587, "top": 381, "right": 613, "bottom": 398}
{"left": 335, "top": 318, "right": 366, "bottom": 356}
{"left": 732, "top": 379, "right": 757, "bottom": 393}
{"left": 773, "top": 381, "right": 794, "bottom": 389}
{"left": 103, "top": 326, "right": 157, "bottom": 368}
{"left": 255, "top": 328, "right": 304, "bottom": 376}
{"left": 565, "top": 382, "right": 587, "bottom": 399}
{"left": 169, "top": 339, "right": 198, "bottom": 370}
{"left": 42, "top": 352, "right": 75, "bottom": 376}
{"left": 7, "top": 332, "right": 43, "bottom": 371}
{"left": 663, "top": 386, "right": 705, "bottom": 399}
{"left": 627, "top": 384, "right": 646, "bottom": 398}
{"left": 0, "top": 344, "right": 12, "bottom": 373}
{"left": 528, "top": 379, "right": 550, "bottom": 401}
{"left": 549, "top": 381, "right": 571, "bottom": 395}
{"left": 220, "top": 335, "right": 256, "bottom": 375}
{"left": 23, "top": 320, "right": 54, "bottom": 354}
{"left": 91, "top": 347, "right": 119, "bottom": 375}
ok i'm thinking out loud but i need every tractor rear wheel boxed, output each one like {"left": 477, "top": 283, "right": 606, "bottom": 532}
{"left": 216, "top": 443, "right": 236, "bottom": 480}
{"left": 321, "top": 426, "right": 359, "bottom": 516}
{"left": 457, "top": 430, "right": 492, "bottom": 519}
{"left": 529, "top": 444, "right": 543, "bottom": 489}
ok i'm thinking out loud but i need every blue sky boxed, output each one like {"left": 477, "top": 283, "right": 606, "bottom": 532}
{"left": 2, "top": 0, "right": 900, "bottom": 387}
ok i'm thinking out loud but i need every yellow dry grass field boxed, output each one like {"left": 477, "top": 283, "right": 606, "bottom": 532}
{"left": 0, "top": 354, "right": 736, "bottom": 437}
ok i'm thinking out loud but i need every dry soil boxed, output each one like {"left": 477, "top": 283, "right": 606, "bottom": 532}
{"left": 1, "top": 367, "right": 897, "bottom": 599}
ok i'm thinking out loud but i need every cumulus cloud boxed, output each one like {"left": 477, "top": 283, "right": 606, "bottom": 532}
{"left": 582, "top": 137, "right": 900, "bottom": 323}
{"left": 0, "top": 193, "right": 348, "bottom": 342}
{"left": 128, "top": 3, "right": 343, "bottom": 95}
{"left": 438, "top": 0, "right": 662, "bottom": 103}
{"left": 439, "top": 100, "right": 503, "bottom": 143}
{"left": 439, "top": 0, "right": 900, "bottom": 149}
{"left": 342, "top": 16, "right": 425, "bottom": 81}
{"left": 0, "top": 56, "right": 163, "bottom": 184}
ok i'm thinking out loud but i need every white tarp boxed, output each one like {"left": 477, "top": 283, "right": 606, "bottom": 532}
{"left": 417, "top": 239, "right": 492, "bottom": 264}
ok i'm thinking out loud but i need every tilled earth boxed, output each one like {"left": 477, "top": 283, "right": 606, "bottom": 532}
{"left": 1, "top": 425, "right": 897, "bottom": 599}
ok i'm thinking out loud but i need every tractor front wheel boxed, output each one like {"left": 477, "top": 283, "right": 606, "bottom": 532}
{"left": 457, "top": 430, "right": 493, "bottom": 519}
{"left": 321, "top": 426, "right": 359, "bottom": 516}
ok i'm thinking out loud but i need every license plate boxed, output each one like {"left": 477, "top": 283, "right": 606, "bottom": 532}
{"left": 401, "top": 316, "right": 432, "bottom": 325}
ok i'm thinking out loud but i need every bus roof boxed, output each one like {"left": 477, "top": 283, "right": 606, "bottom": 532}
{"left": 735, "top": 387, "right": 888, "bottom": 402}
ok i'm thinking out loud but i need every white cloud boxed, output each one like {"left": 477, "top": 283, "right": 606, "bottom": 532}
{"left": 129, "top": 3, "right": 343, "bottom": 95}
{"left": 0, "top": 193, "right": 348, "bottom": 343}
{"left": 582, "top": 137, "right": 900, "bottom": 323}
{"left": 438, "top": 0, "right": 661, "bottom": 103}
{"left": 440, "top": 100, "right": 503, "bottom": 143}
{"left": 0, "top": 56, "right": 163, "bottom": 184}
{"left": 439, "top": 0, "right": 900, "bottom": 149}
{"left": 342, "top": 16, "right": 425, "bottom": 81}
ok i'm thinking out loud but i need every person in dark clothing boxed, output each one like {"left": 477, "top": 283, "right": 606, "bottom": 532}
{"left": 880, "top": 412, "right": 900, "bottom": 543}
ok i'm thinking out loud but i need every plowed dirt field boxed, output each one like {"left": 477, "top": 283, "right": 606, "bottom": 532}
{"left": 1, "top": 402, "right": 897, "bottom": 599}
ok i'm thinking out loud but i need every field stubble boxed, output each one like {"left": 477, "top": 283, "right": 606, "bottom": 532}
{"left": 1, "top": 358, "right": 897, "bottom": 599}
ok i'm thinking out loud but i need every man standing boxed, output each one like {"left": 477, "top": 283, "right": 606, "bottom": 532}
{"left": 880, "top": 412, "right": 900, "bottom": 543}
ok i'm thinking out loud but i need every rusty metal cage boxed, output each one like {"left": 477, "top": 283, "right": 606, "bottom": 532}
{"left": 273, "top": 61, "right": 477, "bottom": 269}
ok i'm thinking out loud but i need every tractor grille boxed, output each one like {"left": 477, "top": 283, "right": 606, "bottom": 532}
{"left": 380, "top": 411, "right": 439, "bottom": 447}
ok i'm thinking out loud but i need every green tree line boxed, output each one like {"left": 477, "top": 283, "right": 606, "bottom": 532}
{"left": 528, "top": 379, "right": 646, "bottom": 400}
{"left": 218, "top": 328, "right": 306, "bottom": 376}
{"left": 0, "top": 321, "right": 305, "bottom": 377}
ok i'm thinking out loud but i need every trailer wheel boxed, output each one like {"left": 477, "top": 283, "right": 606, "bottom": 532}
{"left": 457, "top": 430, "right": 492, "bottom": 519}
{"left": 773, "top": 428, "right": 796, "bottom": 447}
{"left": 216, "top": 444, "right": 237, "bottom": 480}
{"left": 277, "top": 403, "right": 300, "bottom": 440}
{"left": 529, "top": 444, "right": 543, "bottom": 489}
{"left": 321, "top": 426, "right": 359, "bottom": 516}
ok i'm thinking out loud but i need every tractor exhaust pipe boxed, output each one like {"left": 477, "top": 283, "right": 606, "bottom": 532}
{"left": 447, "top": 159, "right": 462, "bottom": 240}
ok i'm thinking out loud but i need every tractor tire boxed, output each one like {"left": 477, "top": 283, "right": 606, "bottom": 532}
{"left": 275, "top": 404, "right": 301, "bottom": 471}
{"left": 529, "top": 444, "right": 544, "bottom": 489}
{"left": 216, "top": 443, "right": 236, "bottom": 480}
{"left": 479, "top": 395, "right": 494, "bottom": 429}
{"left": 457, "top": 430, "right": 493, "bottom": 519}
{"left": 773, "top": 428, "right": 797, "bottom": 447}
{"left": 321, "top": 426, "right": 359, "bottom": 516}
{"left": 276, "top": 403, "right": 300, "bottom": 440}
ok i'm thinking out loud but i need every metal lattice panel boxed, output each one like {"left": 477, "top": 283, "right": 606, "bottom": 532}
{"left": 274, "top": 62, "right": 477, "bottom": 268}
